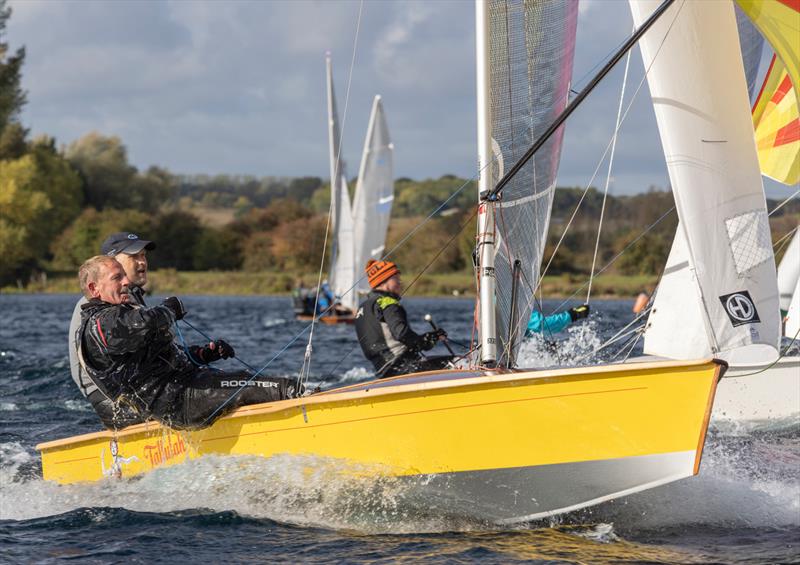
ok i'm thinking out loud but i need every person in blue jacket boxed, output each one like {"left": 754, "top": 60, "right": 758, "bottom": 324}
{"left": 526, "top": 304, "right": 590, "bottom": 337}
{"left": 316, "top": 281, "right": 335, "bottom": 314}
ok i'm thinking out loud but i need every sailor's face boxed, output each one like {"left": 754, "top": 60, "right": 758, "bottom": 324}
{"left": 92, "top": 261, "right": 131, "bottom": 304}
{"left": 116, "top": 250, "right": 148, "bottom": 287}
{"left": 384, "top": 274, "right": 402, "bottom": 295}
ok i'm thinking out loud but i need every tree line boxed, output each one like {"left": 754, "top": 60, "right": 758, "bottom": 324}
{"left": 1, "top": 1, "right": 797, "bottom": 289}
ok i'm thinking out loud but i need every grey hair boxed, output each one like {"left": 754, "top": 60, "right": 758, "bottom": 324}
{"left": 78, "top": 255, "right": 118, "bottom": 299}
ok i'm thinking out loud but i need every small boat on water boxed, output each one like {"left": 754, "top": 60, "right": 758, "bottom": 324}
{"left": 37, "top": 359, "right": 723, "bottom": 523}
{"left": 295, "top": 312, "right": 356, "bottom": 325}
{"left": 293, "top": 54, "right": 395, "bottom": 324}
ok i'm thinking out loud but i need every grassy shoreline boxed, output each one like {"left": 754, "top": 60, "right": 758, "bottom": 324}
{"left": 2, "top": 269, "right": 657, "bottom": 300}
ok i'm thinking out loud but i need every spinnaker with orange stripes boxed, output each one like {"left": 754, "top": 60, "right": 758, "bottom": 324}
{"left": 737, "top": 0, "right": 799, "bottom": 185}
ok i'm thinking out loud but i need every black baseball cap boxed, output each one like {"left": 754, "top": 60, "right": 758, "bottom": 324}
{"left": 100, "top": 232, "right": 156, "bottom": 256}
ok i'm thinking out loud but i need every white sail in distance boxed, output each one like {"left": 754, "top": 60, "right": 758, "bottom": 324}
{"left": 632, "top": 0, "right": 780, "bottom": 363}
{"left": 350, "top": 96, "right": 394, "bottom": 312}
{"left": 326, "top": 54, "right": 356, "bottom": 307}
{"left": 485, "top": 0, "right": 578, "bottom": 365}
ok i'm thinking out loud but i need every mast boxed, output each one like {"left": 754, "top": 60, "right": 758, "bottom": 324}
{"left": 476, "top": 0, "right": 497, "bottom": 366}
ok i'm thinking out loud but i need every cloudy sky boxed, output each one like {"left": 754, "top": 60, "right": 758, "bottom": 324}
{"left": 7, "top": 0, "right": 787, "bottom": 197}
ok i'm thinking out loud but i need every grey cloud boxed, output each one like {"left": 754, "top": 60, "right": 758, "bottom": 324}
{"left": 8, "top": 0, "right": 778, "bottom": 197}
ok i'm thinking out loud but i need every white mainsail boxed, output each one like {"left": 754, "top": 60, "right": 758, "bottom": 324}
{"left": 326, "top": 54, "right": 356, "bottom": 304}
{"left": 777, "top": 229, "right": 800, "bottom": 314}
{"left": 632, "top": 0, "right": 780, "bottom": 363}
{"left": 326, "top": 55, "right": 395, "bottom": 313}
{"left": 350, "top": 96, "right": 394, "bottom": 312}
{"left": 481, "top": 0, "right": 578, "bottom": 365}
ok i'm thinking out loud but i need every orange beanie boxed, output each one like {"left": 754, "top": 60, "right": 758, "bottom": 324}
{"left": 366, "top": 259, "right": 399, "bottom": 288}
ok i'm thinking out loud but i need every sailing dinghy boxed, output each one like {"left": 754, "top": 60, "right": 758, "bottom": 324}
{"left": 38, "top": 0, "right": 723, "bottom": 523}
{"left": 295, "top": 54, "right": 395, "bottom": 324}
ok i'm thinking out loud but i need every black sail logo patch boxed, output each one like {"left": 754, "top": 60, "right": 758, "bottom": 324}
{"left": 719, "top": 290, "right": 760, "bottom": 326}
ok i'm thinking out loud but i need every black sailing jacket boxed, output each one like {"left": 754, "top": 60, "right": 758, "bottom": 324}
{"left": 78, "top": 299, "right": 194, "bottom": 415}
{"left": 355, "top": 290, "right": 433, "bottom": 374}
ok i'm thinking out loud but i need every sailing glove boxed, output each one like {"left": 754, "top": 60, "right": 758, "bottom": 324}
{"left": 568, "top": 304, "right": 590, "bottom": 322}
{"left": 194, "top": 339, "right": 236, "bottom": 363}
{"left": 422, "top": 329, "right": 447, "bottom": 350}
{"left": 162, "top": 296, "right": 187, "bottom": 320}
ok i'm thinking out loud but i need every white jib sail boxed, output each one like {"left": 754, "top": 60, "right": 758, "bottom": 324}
{"left": 777, "top": 229, "right": 800, "bottom": 314}
{"left": 632, "top": 0, "right": 780, "bottom": 363}
{"left": 350, "top": 96, "right": 394, "bottom": 312}
{"left": 326, "top": 54, "right": 356, "bottom": 307}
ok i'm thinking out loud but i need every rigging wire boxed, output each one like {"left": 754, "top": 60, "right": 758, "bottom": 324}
{"left": 486, "top": 0, "right": 679, "bottom": 200}
{"left": 772, "top": 225, "right": 798, "bottom": 258}
{"left": 537, "top": 0, "right": 683, "bottom": 296}
{"left": 586, "top": 37, "right": 633, "bottom": 303}
{"left": 300, "top": 0, "right": 365, "bottom": 390}
{"left": 549, "top": 206, "right": 675, "bottom": 316}
{"left": 496, "top": 1, "right": 685, "bottom": 359}
{"left": 768, "top": 188, "right": 799, "bottom": 216}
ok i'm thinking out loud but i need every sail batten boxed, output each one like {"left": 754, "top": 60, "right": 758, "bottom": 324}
{"left": 633, "top": 0, "right": 781, "bottom": 363}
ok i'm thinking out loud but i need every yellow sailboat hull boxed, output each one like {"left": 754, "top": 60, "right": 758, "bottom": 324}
{"left": 37, "top": 359, "right": 723, "bottom": 523}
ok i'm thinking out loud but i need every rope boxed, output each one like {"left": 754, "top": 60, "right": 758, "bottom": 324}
{"left": 538, "top": 0, "right": 683, "bottom": 293}
{"left": 768, "top": 188, "right": 799, "bottom": 216}
{"left": 587, "top": 37, "right": 632, "bottom": 303}
{"left": 498, "top": 5, "right": 684, "bottom": 357}
{"left": 716, "top": 328, "right": 799, "bottom": 378}
{"left": 549, "top": 206, "right": 675, "bottom": 316}
{"left": 178, "top": 318, "right": 260, "bottom": 373}
{"left": 301, "top": 0, "right": 365, "bottom": 390}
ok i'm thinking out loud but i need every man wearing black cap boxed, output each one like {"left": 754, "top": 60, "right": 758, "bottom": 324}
{"left": 68, "top": 232, "right": 157, "bottom": 429}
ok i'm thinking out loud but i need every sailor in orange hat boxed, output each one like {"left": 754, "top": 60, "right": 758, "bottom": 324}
{"left": 355, "top": 259, "right": 452, "bottom": 378}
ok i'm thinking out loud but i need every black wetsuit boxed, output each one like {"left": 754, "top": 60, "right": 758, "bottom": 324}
{"left": 355, "top": 290, "right": 452, "bottom": 378}
{"left": 78, "top": 299, "right": 292, "bottom": 430}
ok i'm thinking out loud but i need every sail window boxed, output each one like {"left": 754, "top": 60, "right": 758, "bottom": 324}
{"left": 725, "top": 210, "right": 773, "bottom": 275}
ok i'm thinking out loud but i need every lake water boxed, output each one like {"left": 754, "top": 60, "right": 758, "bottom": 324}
{"left": 1, "top": 294, "right": 798, "bottom": 563}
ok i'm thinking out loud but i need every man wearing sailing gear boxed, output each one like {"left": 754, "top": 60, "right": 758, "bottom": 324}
{"left": 355, "top": 259, "right": 452, "bottom": 378}
{"left": 525, "top": 303, "right": 590, "bottom": 336}
{"left": 68, "top": 232, "right": 156, "bottom": 429}
{"left": 76, "top": 256, "right": 295, "bottom": 431}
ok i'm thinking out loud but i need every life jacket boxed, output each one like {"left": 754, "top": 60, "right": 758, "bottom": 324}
{"left": 355, "top": 290, "right": 427, "bottom": 374}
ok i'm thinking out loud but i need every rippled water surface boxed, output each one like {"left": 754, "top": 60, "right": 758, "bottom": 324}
{"left": 1, "top": 294, "right": 798, "bottom": 563}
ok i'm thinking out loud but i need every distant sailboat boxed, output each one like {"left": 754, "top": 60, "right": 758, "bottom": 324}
{"left": 295, "top": 54, "right": 395, "bottom": 323}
